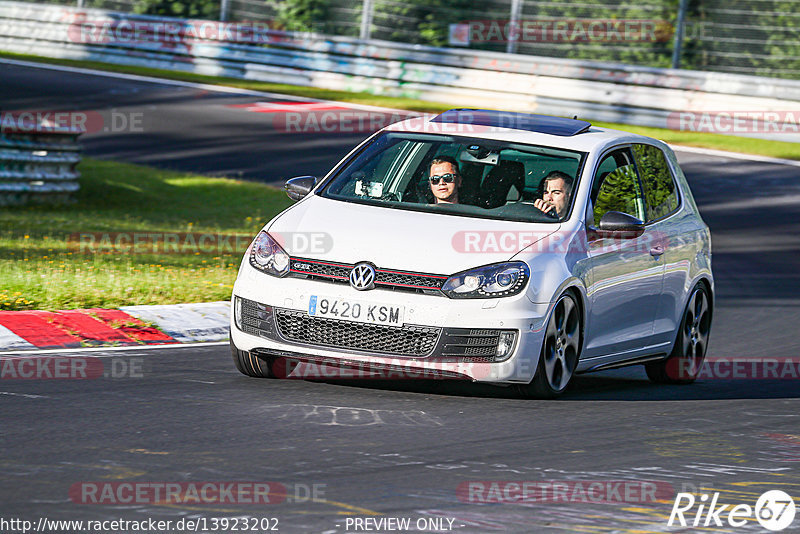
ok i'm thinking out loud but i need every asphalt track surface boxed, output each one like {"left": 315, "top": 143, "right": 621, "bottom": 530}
{"left": 1, "top": 60, "right": 800, "bottom": 533}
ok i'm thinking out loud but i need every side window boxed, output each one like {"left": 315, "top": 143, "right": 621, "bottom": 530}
{"left": 591, "top": 149, "right": 646, "bottom": 224}
{"left": 633, "top": 144, "right": 680, "bottom": 221}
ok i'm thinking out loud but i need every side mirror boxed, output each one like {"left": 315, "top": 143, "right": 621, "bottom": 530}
{"left": 285, "top": 176, "right": 317, "bottom": 201}
{"left": 593, "top": 211, "right": 645, "bottom": 238}
{"left": 598, "top": 211, "right": 644, "bottom": 231}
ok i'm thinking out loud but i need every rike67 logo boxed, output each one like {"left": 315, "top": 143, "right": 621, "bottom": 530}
{"left": 668, "top": 490, "right": 796, "bottom": 531}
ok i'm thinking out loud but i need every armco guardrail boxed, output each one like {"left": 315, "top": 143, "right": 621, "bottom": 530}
{"left": 0, "top": 119, "right": 82, "bottom": 206}
{"left": 1, "top": 1, "right": 799, "bottom": 142}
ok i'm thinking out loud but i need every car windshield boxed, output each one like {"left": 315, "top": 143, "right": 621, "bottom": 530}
{"left": 319, "top": 132, "right": 586, "bottom": 223}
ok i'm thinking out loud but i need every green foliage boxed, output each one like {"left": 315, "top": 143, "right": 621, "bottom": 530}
{"left": 267, "top": 0, "right": 328, "bottom": 32}
{"left": 38, "top": 0, "right": 800, "bottom": 77}
{"left": 680, "top": 0, "right": 800, "bottom": 77}
{"left": 511, "top": 0, "right": 677, "bottom": 68}
{"left": 370, "top": 0, "right": 476, "bottom": 46}
{"left": 131, "top": 0, "right": 220, "bottom": 19}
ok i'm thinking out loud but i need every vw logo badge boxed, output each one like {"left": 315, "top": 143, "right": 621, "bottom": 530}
{"left": 350, "top": 263, "right": 376, "bottom": 291}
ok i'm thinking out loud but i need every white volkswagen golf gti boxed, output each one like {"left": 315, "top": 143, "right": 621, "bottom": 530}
{"left": 230, "top": 110, "right": 713, "bottom": 397}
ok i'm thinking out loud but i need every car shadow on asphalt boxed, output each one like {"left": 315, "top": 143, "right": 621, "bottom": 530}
{"left": 300, "top": 371, "right": 800, "bottom": 402}
{"left": 561, "top": 374, "right": 800, "bottom": 401}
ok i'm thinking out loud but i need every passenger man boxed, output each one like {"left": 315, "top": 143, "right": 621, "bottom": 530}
{"left": 534, "top": 171, "right": 573, "bottom": 218}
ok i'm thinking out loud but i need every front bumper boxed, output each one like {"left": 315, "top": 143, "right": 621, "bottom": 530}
{"left": 231, "top": 266, "right": 552, "bottom": 383}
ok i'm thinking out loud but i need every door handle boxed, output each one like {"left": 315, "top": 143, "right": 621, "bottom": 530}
{"left": 650, "top": 245, "right": 664, "bottom": 257}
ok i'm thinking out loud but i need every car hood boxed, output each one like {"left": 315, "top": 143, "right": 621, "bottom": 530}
{"left": 266, "top": 195, "right": 561, "bottom": 274}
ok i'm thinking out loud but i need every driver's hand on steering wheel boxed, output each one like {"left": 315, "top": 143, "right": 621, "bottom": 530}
{"left": 533, "top": 198, "right": 558, "bottom": 218}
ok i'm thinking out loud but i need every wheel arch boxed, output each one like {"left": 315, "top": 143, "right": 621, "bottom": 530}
{"left": 696, "top": 276, "right": 714, "bottom": 318}
{"left": 550, "top": 278, "right": 588, "bottom": 355}
{"left": 668, "top": 274, "right": 714, "bottom": 357}
{"left": 687, "top": 274, "right": 715, "bottom": 324}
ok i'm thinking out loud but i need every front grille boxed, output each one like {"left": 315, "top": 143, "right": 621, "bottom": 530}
{"left": 290, "top": 259, "right": 350, "bottom": 280}
{"left": 289, "top": 257, "right": 447, "bottom": 294}
{"left": 376, "top": 269, "right": 445, "bottom": 289}
{"left": 274, "top": 308, "right": 441, "bottom": 356}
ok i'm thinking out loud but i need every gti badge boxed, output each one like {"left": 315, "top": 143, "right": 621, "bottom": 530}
{"left": 350, "top": 263, "right": 376, "bottom": 291}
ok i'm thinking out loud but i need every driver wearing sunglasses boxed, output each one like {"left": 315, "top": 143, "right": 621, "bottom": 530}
{"left": 428, "top": 156, "right": 462, "bottom": 204}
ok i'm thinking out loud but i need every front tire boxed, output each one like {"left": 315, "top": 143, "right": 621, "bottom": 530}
{"left": 517, "top": 292, "right": 582, "bottom": 398}
{"left": 646, "top": 284, "right": 711, "bottom": 384}
{"left": 230, "top": 339, "right": 273, "bottom": 378}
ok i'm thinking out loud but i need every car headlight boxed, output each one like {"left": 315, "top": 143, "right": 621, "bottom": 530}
{"left": 442, "top": 261, "right": 530, "bottom": 299}
{"left": 249, "top": 231, "right": 290, "bottom": 277}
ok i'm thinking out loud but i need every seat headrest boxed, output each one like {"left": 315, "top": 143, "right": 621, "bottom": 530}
{"left": 480, "top": 160, "right": 525, "bottom": 208}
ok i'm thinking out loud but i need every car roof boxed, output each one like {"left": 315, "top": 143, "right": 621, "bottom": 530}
{"left": 383, "top": 109, "right": 661, "bottom": 154}
{"left": 431, "top": 109, "right": 592, "bottom": 136}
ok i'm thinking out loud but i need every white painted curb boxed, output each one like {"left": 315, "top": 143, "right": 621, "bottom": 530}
{"left": 0, "top": 324, "right": 34, "bottom": 350}
{"left": 120, "top": 301, "right": 230, "bottom": 343}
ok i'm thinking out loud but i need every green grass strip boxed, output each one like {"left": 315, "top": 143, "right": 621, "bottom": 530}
{"left": 0, "top": 158, "right": 292, "bottom": 310}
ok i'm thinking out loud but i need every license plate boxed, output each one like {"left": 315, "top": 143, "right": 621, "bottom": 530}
{"left": 308, "top": 296, "right": 404, "bottom": 326}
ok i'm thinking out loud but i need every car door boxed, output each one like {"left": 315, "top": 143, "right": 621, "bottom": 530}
{"left": 583, "top": 147, "right": 665, "bottom": 361}
{"left": 632, "top": 143, "right": 688, "bottom": 347}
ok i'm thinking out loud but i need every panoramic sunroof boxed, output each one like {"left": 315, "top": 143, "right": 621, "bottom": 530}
{"left": 431, "top": 109, "right": 592, "bottom": 137}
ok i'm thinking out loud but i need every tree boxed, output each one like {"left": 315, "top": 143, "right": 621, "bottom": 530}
{"left": 132, "top": 0, "right": 220, "bottom": 19}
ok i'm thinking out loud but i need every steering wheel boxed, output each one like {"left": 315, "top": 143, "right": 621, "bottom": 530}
{"left": 532, "top": 198, "right": 559, "bottom": 219}
{"left": 544, "top": 206, "right": 559, "bottom": 219}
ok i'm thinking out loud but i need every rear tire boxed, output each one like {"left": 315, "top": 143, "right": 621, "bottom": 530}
{"left": 230, "top": 339, "right": 273, "bottom": 378}
{"left": 517, "top": 292, "right": 582, "bottom": 399}
{"left": 646, "top": 284, "right": 711, "bottom": 384}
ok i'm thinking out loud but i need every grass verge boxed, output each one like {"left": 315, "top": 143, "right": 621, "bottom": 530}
{"left": 0, "top": 158, "right": 292, "bottom": 311}
{"left": 2, "top": 50, "right": 800, "bottom": 160}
